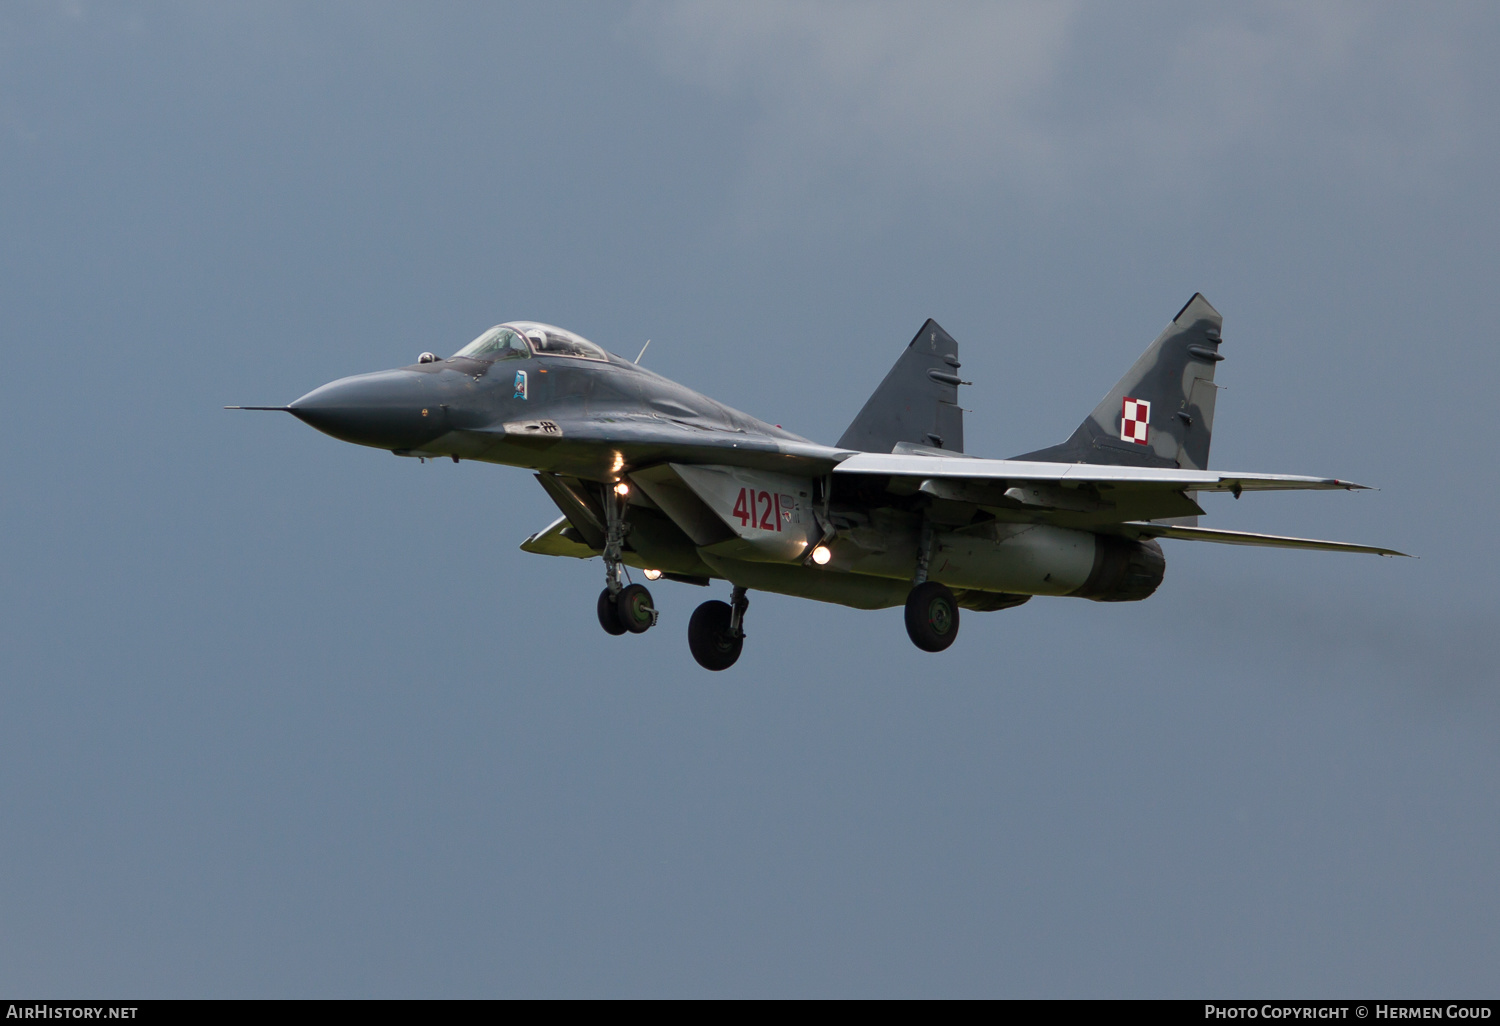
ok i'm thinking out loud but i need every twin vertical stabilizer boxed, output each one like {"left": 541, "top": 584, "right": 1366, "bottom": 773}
{"left": 1013, "top": 293, "right": 1224, "bottom": 470}
{"left": 837, "top": 319, "right": 965, "bottom": 454}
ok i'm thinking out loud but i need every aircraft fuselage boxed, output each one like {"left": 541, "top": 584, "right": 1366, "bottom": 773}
{"left": 249, "top": 305, "right": 1395, "bottom": 669}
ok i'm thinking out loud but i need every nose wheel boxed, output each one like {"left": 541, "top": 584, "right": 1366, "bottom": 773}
{"left": 689, "top": 586, "right": 747, "bottom": 671}
{"left": 615, "top": 583, "right": 658, "bottom": 633}
{"left": 596, "top": 583, "right": 659, "bottom": 635}
{"left": 597, "top": 588, "right": 628, "bottom": 635}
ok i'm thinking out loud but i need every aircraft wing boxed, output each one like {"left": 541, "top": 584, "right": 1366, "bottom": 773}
{"left": 832, "top": 452, "right": 1368, "bottom": 493}
{"left": 830, "top": 450, "right": 1400, "bottom": 543}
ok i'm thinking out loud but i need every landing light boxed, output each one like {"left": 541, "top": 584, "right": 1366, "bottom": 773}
{"left": 614, "top": 482, "right": 630, "bottom": 496}
{"left": 643, "top": 569, "right": 662, "bottom": 581}
{"left": 811, "top": 545, "right": 832, "bottom": 565}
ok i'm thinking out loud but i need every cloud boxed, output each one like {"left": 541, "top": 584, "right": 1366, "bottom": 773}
{"left": 631, "top": 1, "right": 1486, "bottom": 228}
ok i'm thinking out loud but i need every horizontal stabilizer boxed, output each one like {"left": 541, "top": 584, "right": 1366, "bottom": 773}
{"left": 1120, "top": 522, "right": 1408, "bottom": 557}
{"left": 520, "top": 515, "right": 600, "bottom": 558}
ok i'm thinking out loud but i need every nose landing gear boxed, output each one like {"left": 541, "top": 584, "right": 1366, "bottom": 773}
{"left": 597, "top": 587, "right": 628, "bottom": 635}
{"left": 615, "top": 582, "right": 659, "bottom": 633}
{"left": 688, "top": 585, "right": 747, "bottom": 671}
{"left": 595, "top": 480, "right": 658, "bottom": 637}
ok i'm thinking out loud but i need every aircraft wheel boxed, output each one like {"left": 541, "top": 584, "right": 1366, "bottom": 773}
{"left": 616, "top": 583, "right": 658, "bottom": 634}
{"left": 905, "top": 581, "right": 960, "bottom": 652}
{"left": 597, "top": 588, "right": 627, "bottom": 636}
{"left": 688, "top": 600, "right": 743, "bottom": 671}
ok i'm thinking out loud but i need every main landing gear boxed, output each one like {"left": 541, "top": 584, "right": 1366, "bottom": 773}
{"left": 688, "top": 586, "right": 747, "bottom": 671}
{"left": 904, "top": 517, "right": 960, "bottom": 652}
{"left": 905, "top": 581, "right": 959, "bottom": 652}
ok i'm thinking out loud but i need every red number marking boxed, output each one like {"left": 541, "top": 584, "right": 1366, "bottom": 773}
{"left": 773, "top": 493, "right": 782, "bottom": 532}
{"left": 732, "top": 487, "right": 750, "bottom": 526}
{"left": 758, "top": 490, "right": 774, "bottom": 530}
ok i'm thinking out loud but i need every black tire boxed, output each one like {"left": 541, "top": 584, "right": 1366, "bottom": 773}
{"left": 688, "top": 600, "right": 743, "bottom": 671}
{"left": 597, "top": 587, "right": 627, "bottom": 636}
{"left": 616, "top": 583, "right": 656, "bottom": 634}
{"left": 904, "top": 581, "right": 960, "bottom": 652}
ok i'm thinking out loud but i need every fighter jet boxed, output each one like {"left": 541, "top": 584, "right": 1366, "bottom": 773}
{"left": 233, "top": 294, "right": 1404, "bottom": 670}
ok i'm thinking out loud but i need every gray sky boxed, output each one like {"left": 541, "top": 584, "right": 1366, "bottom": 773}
{"left": 1, "top": 1, "right": 1496, "bottom": 997}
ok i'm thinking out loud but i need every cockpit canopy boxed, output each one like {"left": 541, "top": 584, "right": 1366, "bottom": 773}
{"left": 452, "top": 325, "right": 529, "bottom": 361}
{"left": 452, "top": 322, "right": 608, "bottom": 362}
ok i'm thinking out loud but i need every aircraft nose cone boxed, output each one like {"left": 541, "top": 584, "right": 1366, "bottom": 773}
{"left": 289, "top": 370, "right": 444, "bottom": 450}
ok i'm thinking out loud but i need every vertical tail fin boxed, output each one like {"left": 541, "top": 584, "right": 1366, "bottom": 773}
{"left": 837, "top": 319, "right": 966, "bottom": 454}
{"left": 1013, "top": 293, "right": 1223, "bottom": 470}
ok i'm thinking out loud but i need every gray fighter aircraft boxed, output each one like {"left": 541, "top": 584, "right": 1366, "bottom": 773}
{"left": 233, "top": 294, "right": 1403, "bottom": 670}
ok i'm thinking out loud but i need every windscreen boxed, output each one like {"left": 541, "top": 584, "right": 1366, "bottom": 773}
{"left": 452, "top": 326, "right": 531, "bottom": 360}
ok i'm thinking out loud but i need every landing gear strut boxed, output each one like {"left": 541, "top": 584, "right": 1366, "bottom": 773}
{"left": 905, "top": 516, "right": 959, "bottom": 652}
{"left": 689, "top": 586, "right": 747, "bottom": 671}
{"left": 596, "top": 481, "right": 657, "bottom": 636}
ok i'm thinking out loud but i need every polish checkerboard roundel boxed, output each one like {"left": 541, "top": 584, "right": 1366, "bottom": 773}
{"left": 1120, "top": 397, "right": 1150, "bottom": 445}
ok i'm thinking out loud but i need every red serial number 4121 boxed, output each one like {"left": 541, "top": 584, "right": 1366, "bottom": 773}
{"left": 732, "top": 487, "right": 783, "bottom": 532}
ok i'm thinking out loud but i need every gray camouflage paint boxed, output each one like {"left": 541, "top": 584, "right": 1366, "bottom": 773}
{"left": 253, "top": 298, "right": 1381, "bottom": 633}
{"left": 837, "top": 319, "right": 965, "bottom": 454}
{"left": 1013, "top": 293, "right": 1223, "bottom": 470}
